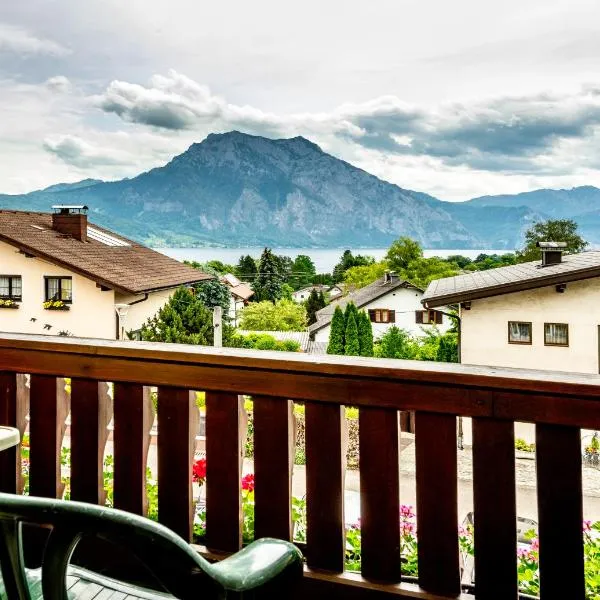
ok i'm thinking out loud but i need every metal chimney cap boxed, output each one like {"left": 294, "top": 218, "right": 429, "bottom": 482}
{"left": 536, "top": 241, "right": 567, "bottom": 249}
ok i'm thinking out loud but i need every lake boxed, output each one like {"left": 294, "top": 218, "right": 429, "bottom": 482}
{"left": 156, "top": 247, "right": 511, "bottom": 274}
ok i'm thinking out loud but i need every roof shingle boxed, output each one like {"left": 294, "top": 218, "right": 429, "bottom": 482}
{"left": 0, "top": 210, "right": 211, "bottom": 294}
{"left": 422, "top": 250, "right": 600, "bottom": 307}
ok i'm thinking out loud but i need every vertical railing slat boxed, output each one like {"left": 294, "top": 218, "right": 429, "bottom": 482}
{"left": 359, "top": 406, "right": 401, "bottom": 582}
{"left": 415, "top": 411, "right": 460, "bottom": 595}
{"left": 536, "top": 423, "right": 585, "bottom": 600}
{"left": 157, "top": 387, "right": 197, "bottom": 541}
{"left": 29, "top": 375, "right": 69, "bottom": 499}
{"left": 472, "top": 417, "right": 518, "bottom": 600}
{"left": 113, "top": 383, "right": 153, "bottom": 516}
{"left": 305, "top": 401, "right": 345, "bottom": 572}
{"left": 0, "top": 373, "right": 29, "bottom": 494}
{"left": 253, "top": 396, "right": 294, "bottom": 541}
{"left": 70, "top": 379, "right": 112, "bottom": 505}
{"left": 205, "top": 392, "right": 243, "bottom": 551}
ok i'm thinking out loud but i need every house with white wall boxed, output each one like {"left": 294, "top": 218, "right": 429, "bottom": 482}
{"left": 220, "top": 273, "right": 254, "bottom": 326}
{"left": 309, "top": 272, "right": 451, "bottom": 343}
{"left": 291, "top": 285, "right": 327, "bottom": 303}
{"left": 0, "top": 207, "right": 211, "bottom": 340}
{"left": 421, "top": 242, "right": 600, "bottom": 444}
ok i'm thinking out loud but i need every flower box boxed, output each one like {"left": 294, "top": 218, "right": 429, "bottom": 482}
{"left": 0, "top": 303, "right": 19, "bottom": 309}
{"left": 44, "top": 304, "right": 70, "bottom": 311}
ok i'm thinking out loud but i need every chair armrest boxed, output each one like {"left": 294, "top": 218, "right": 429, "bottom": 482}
{"left": 208, "top": 538, "right": 303, "bottom": 592}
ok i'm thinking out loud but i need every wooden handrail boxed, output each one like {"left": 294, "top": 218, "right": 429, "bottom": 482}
{"left": 0, "top": 332, "right": 593, "bottom": 599}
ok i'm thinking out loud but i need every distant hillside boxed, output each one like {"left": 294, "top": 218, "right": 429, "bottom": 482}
{"left": 0, "top": 131, "right": 591, "bottom": 248}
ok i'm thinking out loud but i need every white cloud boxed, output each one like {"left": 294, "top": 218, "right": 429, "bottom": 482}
{"left": 0, "top": 23, "right": 70, "bottom": 56}
{"left": 45, "top": 75, "right": 72, "bottom": 93}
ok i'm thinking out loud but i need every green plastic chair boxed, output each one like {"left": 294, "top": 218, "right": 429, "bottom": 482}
{"left": 0, "top": 493, "right": 303, "bottom": 599}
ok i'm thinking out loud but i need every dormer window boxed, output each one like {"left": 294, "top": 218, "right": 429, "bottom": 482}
{"left": 0, "top": 276, "right": 22, "bottom": 301}
{"left": 45, "top": 276, "right": 72, "bottom": 303}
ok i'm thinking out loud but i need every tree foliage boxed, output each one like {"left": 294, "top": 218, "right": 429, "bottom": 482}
{"left": 517, "top": 219, "right": 588, "bottom": 262}
{"left": 305, "top": 289, "right": 326, "bottom": 325}
{"left": 139, "top": 287, "right": 232, "bottom": 345}
{"left": 344, "top": 261, "right": 388, "bottom": 289}
{"left": 237, "top": 255, "right": 258, "bottom": 280}
{"left": 386, "top": 237, "right": 423, "bottom": 272}
{"left": 253, "top": 248, "right": 284, "bottom": 302}
{"left": 357, "top": 311, "right": 374, "bottom": 357}
{"left": 375, "top": 326, "right": 458, "bottom": 363}
{"left": 344, "top": 311, "right": 360, "bottom": 356}
{"left": 332, "top": 250, "right": 375, "bottom": 282}
{"left": 229, "top": 332, "right": 300, "bottom": 352}
{"left": 292, "top": 255, "right": 317, "bottom": 289}
{"left": 400, "top": 257, "right": 461, "bottom": 289}
{"left": 327, "top": 305, "right": 346, "bottom": 355}
{"left": 239, "top": 299, "right": 306, "bottom": 331}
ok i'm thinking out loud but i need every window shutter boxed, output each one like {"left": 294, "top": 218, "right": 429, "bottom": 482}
{"left": 368, "top": 309, "right": 376, "bottom": 322}
{"left": 388, "top": 309, "right": 396, "bottom": 323}
{"left": 415, "top": 310, "right": 423, "bottom": 324}
{"left": 435, "top": 311, "right": 443, "bottom": 325}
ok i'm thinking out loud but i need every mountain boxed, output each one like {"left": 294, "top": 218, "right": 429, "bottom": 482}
{"left": 0, "top": 131, "right": 562, "bottom": 248}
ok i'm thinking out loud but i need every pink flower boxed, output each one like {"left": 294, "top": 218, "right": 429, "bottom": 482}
{"left": 401, "top": 521, "right": 415, "bottom": 536}
{"left": 242, "top": 473, "right": 255, "bottom": 492}
{"left": 529, "top": 538, "right": 539, "bottom": 552}
{"left": 400, "top": 505, "right": 415, "bottom": 519}
{"left": 583, "top": 520, "right": 592, "bottom": 532}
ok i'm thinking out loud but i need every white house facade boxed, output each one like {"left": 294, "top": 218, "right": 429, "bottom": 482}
{"left": 422, "top": 243, "right": 600, "bottom": 443}
{"left": 0, "top": 207, "right": 211, "bottom": 340}
{"left": 309, "top": 273, "right": 451, "bottom": 343}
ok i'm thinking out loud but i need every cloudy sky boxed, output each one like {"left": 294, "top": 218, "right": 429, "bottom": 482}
{"left": 2, "top": 0, "right": 600, "bottom": 199}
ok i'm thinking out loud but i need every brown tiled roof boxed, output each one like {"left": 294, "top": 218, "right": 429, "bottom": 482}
{"left": 422, "top": 250, "right": 600, "bottom": 307}
{"left": 220, "top": 274, "right": 254, "bottom": 301}
{"left": 0, "top": 210, "right": 212, "bottom": 294}
{"left": 309, "top": 276, "right": 419, "bottom": 335}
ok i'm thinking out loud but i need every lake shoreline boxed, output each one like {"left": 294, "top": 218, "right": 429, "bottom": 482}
{"left": 156, "top": 247, "right": 512, "bottom": 274}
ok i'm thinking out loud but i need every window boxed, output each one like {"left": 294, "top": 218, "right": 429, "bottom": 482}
{"left": 368, "top": 309, "right": 395, "bottom": 323}
{"left": 45, "top": 277, "right": 72, "bottom": 303}
{"left": 0, "top": 276, "right": 22, "bottom": 301}
{"left": 544, "top": 323, "right": 568, "bottom": 346}
{"left": 416, "top": 310, "right": 443, "bottom": 325}
{"left": 508, "top": 321, "right": 532, "bottom": 344}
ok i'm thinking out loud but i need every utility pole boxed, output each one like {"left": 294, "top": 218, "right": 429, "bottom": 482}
{"left": 213, "top": 306, "right": 222, "bottom": 348}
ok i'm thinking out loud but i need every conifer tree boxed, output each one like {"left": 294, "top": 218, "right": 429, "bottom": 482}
{"left": 344, "top": 311, "right": 360, "bottom": 356}
{"left": 253, "top": 248, "right": 283, "bottom": 303}
{"left": 327, "top": 305, "right": 345, "bottom": 355}
{"left": 139, "top": 287, "right": 231, "bottom": 345}
{"left": 357, "top": 311, "right": 374, "bottom": 357}
{"left": 306, "top": 289, "right": 327, "bottom": 325}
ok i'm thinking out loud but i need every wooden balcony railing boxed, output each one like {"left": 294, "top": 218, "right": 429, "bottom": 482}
{"left": 0, "top": 333, "right": 597, "bottom": 599}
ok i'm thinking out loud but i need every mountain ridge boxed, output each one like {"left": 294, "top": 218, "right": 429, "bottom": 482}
{"left": 0, "top": 131, "right": 595, "bottom": 248}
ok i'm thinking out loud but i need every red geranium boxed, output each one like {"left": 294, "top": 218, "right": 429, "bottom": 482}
{"left": 192, "top": 458, "right": 207, "bottom": 484}
{"left": 241, "top": 473, "right": 255, "bottom": 492}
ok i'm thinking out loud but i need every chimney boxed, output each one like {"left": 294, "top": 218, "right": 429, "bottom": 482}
{"left": 383, "top": 270, "right": 399, "bottom": 283}
{"left": 537, "top": 241, "right": 566, "bottom": 266}
{"left": 51, "top": 205, "right": 88, "bottom": 242}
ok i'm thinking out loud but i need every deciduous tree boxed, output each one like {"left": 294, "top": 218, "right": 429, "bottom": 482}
{"left": 386, "top": 237, "right": 423, "bottom": 272}
{"left": 239, "top": 299, "right": 306, "bottom": 331}
{"left": 517, "top": 219, "right": 588, "bottom": 262}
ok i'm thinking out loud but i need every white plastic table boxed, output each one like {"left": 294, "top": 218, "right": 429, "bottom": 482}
{"left": 0, "top": 426, "right": 20, "bottom": 451}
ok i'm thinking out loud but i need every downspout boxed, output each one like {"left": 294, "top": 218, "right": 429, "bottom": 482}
{"left": 128, "top": 293, "right": 149, "bottom": 307}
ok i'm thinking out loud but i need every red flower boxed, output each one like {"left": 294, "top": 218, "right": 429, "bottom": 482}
{"left": 241, "top": 473, "right": 255, "bottom": 492}
{"left": 193, "top": 458, "right": 207, "bottom": 484}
